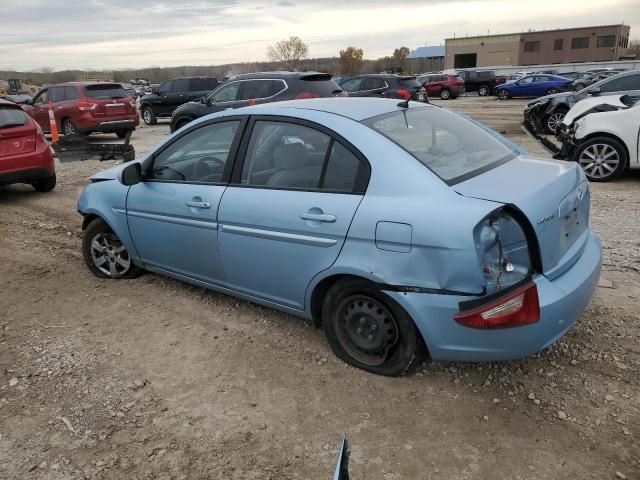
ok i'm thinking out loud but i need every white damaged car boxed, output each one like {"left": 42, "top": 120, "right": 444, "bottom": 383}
{"left": 556, "top": 94, "right": 640, "bottom": 181}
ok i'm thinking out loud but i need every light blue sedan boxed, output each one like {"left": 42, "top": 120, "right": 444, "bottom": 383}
{"left": 77, "top": 98, "right": 602, "bottom": 376}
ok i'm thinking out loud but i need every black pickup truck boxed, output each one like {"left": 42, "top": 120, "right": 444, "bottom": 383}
{"left": 138, "top": 76, "right": 219, "bottom": 125}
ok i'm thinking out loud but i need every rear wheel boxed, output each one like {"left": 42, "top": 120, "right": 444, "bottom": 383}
{"left": 62, "top": 118, "right": 76, "bottom": 135}
{"left": 546, "top": 88, "right": 560, "bottom": 95}
{"left": 82, "top": 218, "right": 143, "bottom": 279}
{"left": 478, "top": 85, "right": 489, "bottom": 96}
{"left": 574, "top": 136, "right": 627, "bottom": 182}
{"left": 439, "top": 89, "right": 451, "bottom": 100}
{"left": 32, "top": 174, "right": 56, "bottom": 192}
{"left": 141, "top": 106, "right": 157, "bottom": 125}
{"left": 322, "top": 279, "right": 418, "bottom": 376}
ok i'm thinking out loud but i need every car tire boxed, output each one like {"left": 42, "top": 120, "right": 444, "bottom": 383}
{"left": 115, "top": 129, "right": 130, "bottom": 139}
{"left": 62, "top": 118, "right": 77, "bottom": 136}
{"left": 82, "top": 218, "right": 143, "bottom": 279}
{"left": 439, "top": 89, "right": 451, "bottom": 100}
{"left": 478, "top": 85, "right": 489, "bottom": 96}
{"left": 141, "top": 106, "right": 157, "bottom": 125}
{"left": 32, "top": 174, "right": 56, "bottom": 192}
{"left": 546, "top": 88, "right": 560, "bottom": 95}
{"left": 173, "top": 116, "right": 193, "bottom": 132}
{"left": 545, "top": 108, "right": 568, "bottom": 134}
{"left": 322, "top": 278, "right": 418, "bottom": 376}
{"left": 497, "top": 89, "right": 509, "bottom": 100}
{"left": 573, "top": 136, "right": 627, "bottom": 182}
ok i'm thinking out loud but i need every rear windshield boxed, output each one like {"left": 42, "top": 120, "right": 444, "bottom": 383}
{"left": 363, "top": 107, "right": 516, "bottom": 185}
{"left": 398, "top": 77, "right": 422, "bottom": 89}
{"left": 0, "top": 107, "right": 29, "bottom": 129}
{"left": 299, "top": 75, "right": 343, "bottom": 95}
{"left": 84, "top": 84, "right": 129, "bottom": 99}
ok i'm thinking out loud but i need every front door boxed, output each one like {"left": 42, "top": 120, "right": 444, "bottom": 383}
{"left": 23, "top": 89, "right": 50, "bottom": 131}
{"left": 218, "top": 118, "right": 370, "bottom": 309}
{"left": 126, "top": 119, "right": 243, "bottom": 284}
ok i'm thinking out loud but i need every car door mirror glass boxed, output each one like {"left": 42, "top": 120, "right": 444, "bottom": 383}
{"left": 120, "top": 162, "right": 142, "bottom": 186}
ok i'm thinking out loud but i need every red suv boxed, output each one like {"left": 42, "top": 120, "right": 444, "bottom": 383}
{"left": 0, "top": 99, "right": 56, "bottom": 192}
{"left": 22, "top": 82, "right": 139, "bottom": 138}
{"left": 418, "top": 74, "right": 465, "bottom": 100}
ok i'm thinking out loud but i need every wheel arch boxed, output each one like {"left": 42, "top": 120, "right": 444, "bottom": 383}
{"left": 578, "top": 132, "right": 630, "bottom": 167}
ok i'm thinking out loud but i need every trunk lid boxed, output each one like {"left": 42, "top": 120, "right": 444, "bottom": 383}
{"left": 454, "top": 157, "right": 590, "bottom": 276}
{"left": 0, "top": 107, "right": 36, "bottom": 157}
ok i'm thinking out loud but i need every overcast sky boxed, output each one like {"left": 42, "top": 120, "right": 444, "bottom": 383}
{"left": 1, "top": 0, "right": 639, "bottom": 71}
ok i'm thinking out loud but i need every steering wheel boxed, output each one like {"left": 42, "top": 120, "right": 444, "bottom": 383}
{"left": 193, "top": 156, "right": 225, "bottom": 181}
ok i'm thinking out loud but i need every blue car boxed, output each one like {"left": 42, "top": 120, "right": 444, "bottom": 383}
{"left": 77, "top": 98, "right": 602, "bottom": 376}
{"left": 496, "top": 74, "right": 572, "bottom": 100}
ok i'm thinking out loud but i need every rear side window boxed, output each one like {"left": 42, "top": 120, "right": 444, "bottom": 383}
{"left": 172, "top": 78, "right": 189, "bottom": 92}
{"left": 322, "top": 142, "right": 367, "bottom": 193}
{"left": 84, "top": 84, "right": 128, "bottom": 99}
{"left": 363, "top": 78, "right": 387, "bottom": 90}
{"left": 189, "top": 77, "right": 216, "bottom": 91}
{"left": 240, "top": 80, "right": 274, "bottom": 100}
{"left": 340, "top": 78, "right": 363, "bottom": 92}
{"left": 48, "top": 87, "right": 65, "bottom": 103}
{"left": 0, "top": 107, "right": 29, "bottom": 129}
{"left": 64, "top": 86, "right": 79, "bottom": 101}
{"left": 299, "top": 75, "right": 342, "bottom": 96}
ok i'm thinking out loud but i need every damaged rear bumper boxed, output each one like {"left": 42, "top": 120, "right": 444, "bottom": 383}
{"left": 385, "top": 231, "right": 602, "bottom": 362}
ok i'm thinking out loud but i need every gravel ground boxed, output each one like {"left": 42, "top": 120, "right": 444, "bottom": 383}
{"left": 1, "top": 98, "right": 639, "bottom": 479}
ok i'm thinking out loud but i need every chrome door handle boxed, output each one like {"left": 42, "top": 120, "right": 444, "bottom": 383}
{"left": 301, "top": 212, "right": 336, "bottom": 222}
{"left": 185, "top": 201, "right": 211, "bottom": 209}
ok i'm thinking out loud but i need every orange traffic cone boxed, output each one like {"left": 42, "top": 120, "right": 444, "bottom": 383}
{"left": 48, "top": 101, "right": 60, "bottom": 144}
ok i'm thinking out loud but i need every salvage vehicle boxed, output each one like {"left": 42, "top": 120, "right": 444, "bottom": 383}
{"left": 325, "top": 74, "right": 424, "bottom": 101}
{"left": 454, "top": 70, "right": 497, "bottom": 96}
{"left": 22, "top": 82, "right": 139, "bottom": 138}
{"left": 417, "top": 74, "right": 464, "bottom": 100}
{"left": 495, "top": 74, "right": 572, "bottom": 100}
{"left": 555, "top": 94, "right": 640, "bottom": 182}
{"left": 558, "top": 71, "right": 593, "bottom": 82}
{"left": 139, "top": 77, "right": 219, "bottom": 125}
{"left": 170, "top": 72, "right": 346, "bottom": 133}
{"left": 571, "top": 70, "right": 625, "bottom": 91}
{"left": 523, "top": 70, "right": 640, "bottom": 133}
{"left": 0, "top": 99, "right": 56, "bottom": 191}
{"left": 77, "top": 98, "right": 602, "bottom": 376}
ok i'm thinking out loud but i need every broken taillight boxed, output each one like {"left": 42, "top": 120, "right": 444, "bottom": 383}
{"left": 454, "top": 282, "right": 540, "bottom": 329}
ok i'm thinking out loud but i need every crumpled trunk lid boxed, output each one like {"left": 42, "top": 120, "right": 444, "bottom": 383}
{"left": 454, "top": 156, "right": 590, "bottom": 276}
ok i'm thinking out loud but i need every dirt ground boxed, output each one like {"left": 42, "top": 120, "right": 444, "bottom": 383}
{"left": 1, "top": 97, "right": 639, "bottom": 480}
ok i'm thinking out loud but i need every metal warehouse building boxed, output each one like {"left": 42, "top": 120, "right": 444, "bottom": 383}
{"left": 445, "top": 24, "right": 631, "bottom": 69}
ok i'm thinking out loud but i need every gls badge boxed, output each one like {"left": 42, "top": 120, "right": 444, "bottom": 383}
{"left": 537, "top": 214, "right": 555, "bottom": 225}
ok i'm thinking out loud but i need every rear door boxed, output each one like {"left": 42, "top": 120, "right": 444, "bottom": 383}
{"left": 217, "top": 117, "right": 370, "bottom": 309}
{"left": 126, "top": 118, "right": 244, "bottom": 283}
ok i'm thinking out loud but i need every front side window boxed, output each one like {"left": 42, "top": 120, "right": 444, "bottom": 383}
{"left": 149, "top": 121, "right": 240, "bottom": 183}
{"left": 240, "top": 120, "right": 367, "bottom": 192}
{"left": 158, "top": 80, "right": 173, "bottom": 95}
{"left": 210, "top": 82, "right": 240, "bottom": 102}
{"left": 48, "top": 87, "right": 65, "bottom": 103}
{"left": 518, "top": 76, "right": 535, "bottom": 84}
{"left": 33, "top": 90, "right": 48, "bottom": 105}
{"left": 597, "top": 35, "right": 615, "bottom": 48}
{"left": 364, "top": 107, "right": 516, "bottom": 184}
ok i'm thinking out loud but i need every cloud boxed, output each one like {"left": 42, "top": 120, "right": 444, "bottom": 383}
{"left": 1, "top": 0, "right": 638, "bottom": 70}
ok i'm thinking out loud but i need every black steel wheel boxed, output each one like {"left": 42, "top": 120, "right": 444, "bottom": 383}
{"left": 323, "top": 279, "right": 418, "bottom": 376}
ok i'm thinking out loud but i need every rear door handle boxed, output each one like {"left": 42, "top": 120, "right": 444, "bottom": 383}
{"left": 301, "top": 212, "right": 336, "bottom": 223}
{"left": 185, "top": 201, "right": 211, "bottom": 209}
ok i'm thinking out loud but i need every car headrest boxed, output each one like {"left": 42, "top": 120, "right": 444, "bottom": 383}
{"left": 273, "top": 143, "right": 306, "bottom": 170}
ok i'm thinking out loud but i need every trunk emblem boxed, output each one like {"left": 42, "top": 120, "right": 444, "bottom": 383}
{"left": 13, "top": 141, "right": 20, "bottom": 148}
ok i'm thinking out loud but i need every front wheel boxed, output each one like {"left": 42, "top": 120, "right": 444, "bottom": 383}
{"left": 478, "top": 85, "right": 489, "bottom": 96}
{"left": 546, "top": 88, "right": 560, "bottom": 95}
{"left": 546, "top": 110, "right": 567, "bottom": 134}
{"left": 322, "top": 279, "right": 418, "bottom": 376}
{"left": 497, "top": 89, "right": 509, "bottom": 100}
{"left": 574, "top": 136, "right": 627, "bottom": 182}
{"left": 62, "top": 118, "right": 76, "bottom": 136}
{"left": 82, "top": 219, "right": 143, "bottom": 279}
{"left": 439, "top": 89, "right": 451, "bottom": 100}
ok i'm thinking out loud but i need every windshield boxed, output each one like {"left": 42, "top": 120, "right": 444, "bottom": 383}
{"left": 364, "top": 107, "right": 516, "bottom": 184}
{"left": 84, "top": 84, "right": 128, "bottom": 99}
{"left": 0, "top": 107, "right": 29, "bottom": 129}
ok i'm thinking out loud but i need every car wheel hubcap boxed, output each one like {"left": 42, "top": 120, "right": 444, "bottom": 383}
{"left": 547, "top": 113, "right": 565, "bottom": 132}
{"left": 64, "top": 121, "right": 74, "bottom": 135}
{"left": 143, "top": 110, "right": 151, "bottom": 123}
{"left": 90, "top": 233, "right": 131, "bottom": 277}
{"left": 579, "top": 143, "right": 619, "bottom": 179}
{"left": 441, "top": 91, "right": 449, "bottom": 99}
{"left": 479, "top": 87, "right": 487, "bottom": 96}
{"left": 336, "top": 295, "right": 398, "bottom": 366}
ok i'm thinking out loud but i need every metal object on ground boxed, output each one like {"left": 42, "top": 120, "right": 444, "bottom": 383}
{"left": 52, "top": 132, "right": 135, "bottom": 163}
{"left": 332, "top": 435, "right": 350, "bottom": 480}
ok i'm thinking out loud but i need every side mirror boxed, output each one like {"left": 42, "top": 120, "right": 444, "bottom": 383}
{"left": 120, "top": 162, "right": 142, "bottom": 186}
{"left": 588, "top": 87, "right": 601, "bottom": 95}
{"left": 200, "top": 95, "right": 209, "bottom": 104}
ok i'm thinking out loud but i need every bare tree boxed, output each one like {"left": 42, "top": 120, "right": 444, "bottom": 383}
{"left": 339, "top": 46, "right": 364, "bottom": 76}
{"left": 392, "top": 47, "right": 411, "bottom": 72}
{"left": 267, "top": 36, "right": 309, "bottom": 71}
{"left": 627, "top": 38, "right": 640, "bottom": 57}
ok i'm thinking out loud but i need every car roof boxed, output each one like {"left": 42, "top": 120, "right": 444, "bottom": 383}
{"left": 43, "top": 81, "right": 122, "bottom": 87}
{"left": 230, "top": 71, "right": 332, "bottom": 80}
{"left": 234, "top": 97, "right": 432, "bottom": 121}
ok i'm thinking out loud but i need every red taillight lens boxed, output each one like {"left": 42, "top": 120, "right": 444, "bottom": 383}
{"left": 396, "top": 89, "right": 411, "bottom": 100}
{"left": 76, "top": 101, "right": 97, "bottom": 111}
{"left": 454, "top": 282, "right": 540, "bottom": 329}
{"left": 295, "top": 92, "right": 321, "bottom": 100}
